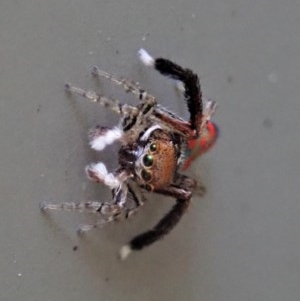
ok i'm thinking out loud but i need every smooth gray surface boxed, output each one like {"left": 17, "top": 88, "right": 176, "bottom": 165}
{"left": 1, "top": 0, "right": 300, "bottom": 300}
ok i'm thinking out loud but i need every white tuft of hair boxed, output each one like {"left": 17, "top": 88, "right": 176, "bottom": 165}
{"left": 140, "top": 124, "right": 162, "bottom": 141}
{"left": 175, "top": 80, "right": 185, "bottom": 93}
{"left": 88, "top": 162, "right": 120, "bottom": 189}
{"left": 138, "top": 48, "right": 154, "bottom": 67}
{"left": 119, "top": 245, "right": 132, "bottom": 260}
{"left": 91, "top": 162, "right": 107, "bottom": 177}
{"left": 90, "top": 127, "right": 123, "bottom": 151}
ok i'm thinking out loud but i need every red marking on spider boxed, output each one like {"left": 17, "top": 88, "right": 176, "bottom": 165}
{"left": 183, "top": 121, "right": 218, "bottom": 170}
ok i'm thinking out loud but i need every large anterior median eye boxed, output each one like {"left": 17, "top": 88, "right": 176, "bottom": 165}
{"left": 143, "top": 154, "right": 153, "bottom": 167}
{"left": 141, "top": 169, "right": 152, "bottom": 182}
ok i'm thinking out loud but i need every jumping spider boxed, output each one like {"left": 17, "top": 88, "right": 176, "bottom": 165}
{"left": 40, "top": 49, "right": 218, "bottom": 260}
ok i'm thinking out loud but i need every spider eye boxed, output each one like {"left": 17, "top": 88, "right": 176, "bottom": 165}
{"left": 141, "top": 169, "right": 152, "bottom": 182}
{"left": 143, "top": 154, "right": 153, "bottom": 167}
{"left": 145, "top": 184, "right": 153, "bottom": 192}
{"left": 149, "top": 143, "right": 157, "bottom": 152}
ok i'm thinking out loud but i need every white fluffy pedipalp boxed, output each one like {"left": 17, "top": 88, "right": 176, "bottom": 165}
{"left": 90, "top": 127, "right": 123, "bottom": 151}
{"left": 138, "top": 48, "right": 154, "bottom": 67}
{"left": 86, "top": 162, "right": 120, "bottom": 189}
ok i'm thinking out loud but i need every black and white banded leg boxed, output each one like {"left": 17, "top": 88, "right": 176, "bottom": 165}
{"left": 65, "top": 82, "right": 156, "bottom": 136}
{"left": 119, "top": 177, "right": 194, "bottom": 260}
{"left": 138, "top": 48, "right": 203, "bottom": 135}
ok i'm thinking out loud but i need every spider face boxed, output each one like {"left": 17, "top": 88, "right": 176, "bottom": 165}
{"left": 41, "top": 49, "right": 218, "bottom": 260}
{"left": 134, "top": 127, "right": 181, "bottom": 191}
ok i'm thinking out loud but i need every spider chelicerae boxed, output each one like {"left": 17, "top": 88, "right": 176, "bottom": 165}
{"left": 40, "top": 49, "right": 218, "bottom": 260}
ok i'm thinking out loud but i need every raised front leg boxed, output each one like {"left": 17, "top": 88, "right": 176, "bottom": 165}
{"left": 138, "top": 48, "right": 203, "bottom": 135}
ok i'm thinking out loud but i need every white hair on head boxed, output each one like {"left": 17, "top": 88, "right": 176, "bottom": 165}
{"left": 140, "top": 125, "right": 162, "bottom": 141}
{"left": 138, "top": 48, "right": 155, "bottom": 67}
{"left": 90, "top": 127, "right": 123, "bottom": 151}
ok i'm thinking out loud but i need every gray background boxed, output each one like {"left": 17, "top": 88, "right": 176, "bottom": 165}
{"left": 1, "top": 0, "right": 300, "bottom": 300}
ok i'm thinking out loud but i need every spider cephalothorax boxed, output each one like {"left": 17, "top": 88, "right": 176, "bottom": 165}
{"left": 40, "top": 49, "right": 218, "bottom": 259}
{"left": 125, "top": 125, "right": 182, "bottom": 192}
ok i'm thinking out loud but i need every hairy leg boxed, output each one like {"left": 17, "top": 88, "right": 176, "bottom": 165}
{"left": 119, "top": 176, "right": 194, "bottom": 260}
{"left": 92, "top": 67, "right": 158, "bottom": 131}
{"left": 92, "top": 66, "right": 156, "bottom": 104}
{"left": 120, "top": 196, "right": 191, "bottom": 260}
{"left": 64, "top": 83, "right": 135, "bottom": 115}
{"left": 138, "top": 48, "right": 203, "bottom": 135}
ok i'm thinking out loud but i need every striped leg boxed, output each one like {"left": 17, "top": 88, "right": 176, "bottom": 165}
{"left": 40, "top": 165, "right": 130, "bottom": 231}
{"left": 92, "top": 67, "right": 157, "bottom": 130}
{"left": 92, "top": 66, "right": 156, "bottom": 104}
{"left": 64, "top": 83, "right": 135, "bottom": 116}
{"left": 40, "top": 182, "right": 147, "bottom": 233}
{"left": 65, "top": 82, "right": 155, "bottom": 134}
{"left": 40, "top": 197, "right": 126, "bottom": 233}
{"left": 77, "top": 183, "right": 147, "bottom": 231}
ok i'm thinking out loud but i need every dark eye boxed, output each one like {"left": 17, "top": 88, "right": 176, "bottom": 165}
{"left": 150, "top": 143, "right": 157, "bottom": 152}
{"left": 141, "top": 169, "right": 152, "bottom": 182}
{"left": 145, "top": 184, "right": 153, "bottom": 191}
{"left": 143, "top": 154, "right": 153, "bottom": 167}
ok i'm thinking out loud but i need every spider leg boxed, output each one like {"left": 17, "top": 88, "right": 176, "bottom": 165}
{"left": 92, "top": 66, "right": 157, "bottom": 132}
{"left": 138, "top": 48, "right": 202, "bottom": 135}
{"left": 201, "top": 99, "right": 218, "bottom": 129}
{"left": 123, "top": 183, "right": 147, "bottom": 219}
{"left": 65, "top": 81, "right": 156, "bottom": 135}
{"left": 40, "top": 165, "right": 131, "bottom": 231}
{"left": 40, "top": 196, "right": 126, "bottom": 234}
{"left": 39, "top": 200, "right": 122, "bottom": 215}
{"left": 92, "top": 66, "right": 156, "bottom": 104}
{"left": 41, "top": 182, "right": 147, "bottom": 234}
{"left": 173, "top": 174, "right": 198, "bottom": 191}
{"left": 64, "top": 83, "right": 135, "bottom": 116}
{"left": 75, "top": 182, "right": 130, "bottom": 233}
{"left": 78, "top": 183, "right": 148, "bottom": 232}
{"left": 175, "top": 173, "right": 206, "bottom": 196}
{"left": 120, "top": 197, "right": 191, "bottom": 260}
{"left": 92, "top": 63, "right": 195, "bottom": 136}
{"left": 119, "top": 175, "right": 195, "bottom": 260}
